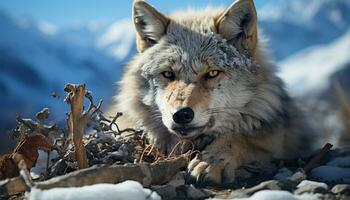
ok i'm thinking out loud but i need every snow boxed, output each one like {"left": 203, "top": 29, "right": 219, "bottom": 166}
{"left": 259, "top": 0, "right": 322, "bottom": 23}
{"left": 296, "top": 180, "right": 328, "bottom": 190}
{"left": 259, "top": 0, "right": 350, "bottom": 60}
{"left": 212, "top": 190, "right": 315, "bottom": 200}
{"left": 296, "top": 193, "right": 322, "bottom": 200}
{"left": 212, "top": 190, "right": 322, "bottom": 200}
{"left": 260, "top": 0, "right": 350, "bottom": 25}
{"left": 278, "top": 30, "right": 350, "bottom": 96}
{"left": 239, "top": 190, "right": 297, "bottom": 200}
{"left": 26, "top": 181, "right": 161, "bottom": 200}
{"left": 0, "top": 12, "right": 129, "bottom": 127}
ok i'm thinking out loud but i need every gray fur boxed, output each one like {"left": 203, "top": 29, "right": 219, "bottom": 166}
{"left": 109, "top": 1, "right": 314, "bottom": 158}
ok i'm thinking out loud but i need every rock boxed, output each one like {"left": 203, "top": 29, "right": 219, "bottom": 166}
{"left": 168, "top": 172, "right": 185, "bottom": 187}
{"left": 151, "top": 185, "right": 177, "bottom": 200}
{"left": 228, "top": 189, "right": 250, "bottom": 199}
{"left": 175, "top": 185, "right": 188, "bottom": 199}
{"left": 229, "top": 180, "right": 281, "bottom": 199}
{"left": 310, "top": 166, "right": 350, "bottom": 183}
{"left": 286, "top": 171, "right": 306, "bottom": 183}
{"left": 246, "top": 180, "right": 281, "bottom": 194}
{"left": 280, "top": 171, "right": 307, "bottom": 191}
{"left": 241, "top": 190, "right": 298, "bottom": 200}
{"left": 294, "top": 180, "right": 328, "bottom": 195}
{"left": 331, "top": 184, "right": 350, "bottom": 195}
{"left": 274, "top": 168, "right": 293, "bottom": 181}
{"left": 327, "top": 157, "right": 350, "bottom": 168}
{"left": 186, "top": 184, "right": 211, "bottom": 199}
{"left": 319, "top": 194, "right": 338, "bottom": 200}
{"left": 234, "top": 161, "right": 278, "bottom": 188}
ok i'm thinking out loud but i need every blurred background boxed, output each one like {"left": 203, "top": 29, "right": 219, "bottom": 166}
{"left": 0, "top": 0, "right": 349, "bottom": 153}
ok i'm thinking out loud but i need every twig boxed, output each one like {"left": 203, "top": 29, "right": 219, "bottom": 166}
{"left": 14, "top": 110, "right": 58, "bottom": 138}
{"left": 18, "top": 160, "right": 33, "bottom": 189}
{"left": 64, "top": 84, "right": 89, "bottom": 169}
{"left": 46, "top": 151, "right": 50, "bottom": 176}
{"left": 99, "top": 112, "right": 142, "bottom": 135}
{"left": 303, "top": 143, "right": 333, "bottom": 172}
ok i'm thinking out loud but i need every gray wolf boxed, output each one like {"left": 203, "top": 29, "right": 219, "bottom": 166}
{"left": 108, "top": 0, "right": 314, "bottom": 184}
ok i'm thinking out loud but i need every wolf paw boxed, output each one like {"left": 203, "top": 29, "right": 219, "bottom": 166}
{"left": 187, "top": 153, "right": 236, "bottom": 185}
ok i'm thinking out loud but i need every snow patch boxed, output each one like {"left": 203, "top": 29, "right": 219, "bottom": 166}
{"left": 213, "top": 190, "right": 322, "bottom": 200}
{"left": 297, "top": 180, "right": 328, "bottom": 190}
{"left": 26, "top": 181, "right": 161, "bottom": 200}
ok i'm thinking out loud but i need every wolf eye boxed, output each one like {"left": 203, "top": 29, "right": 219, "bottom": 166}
{"left": 205, "top": 70, "right": 221, "bottom": 79}
{"left": 161, "top": 71, "right": 175, "bottom": 80}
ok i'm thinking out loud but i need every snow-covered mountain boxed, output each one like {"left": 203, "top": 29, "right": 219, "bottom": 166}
{"left": 57, "top": 19, "right": 136, "bottom": 61}
{"left": 259, "top": 0, "right": 350, "bottom": 60}
{"left": 278, "top": 30, "right": 350, "bottom": 97}
{"left": 0, "top": 12, "right": 135, "bottom": 140}
{"left": 0, "top": 0, "right": 350, "bottom": 151}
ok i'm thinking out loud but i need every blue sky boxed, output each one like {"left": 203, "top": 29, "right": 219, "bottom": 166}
{"left": 0, "top": 0, "right": 274, "bottom": 27}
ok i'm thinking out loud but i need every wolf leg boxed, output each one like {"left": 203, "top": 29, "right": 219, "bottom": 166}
{"left": 188, "top": 133, "right": 272, "bottom": 185}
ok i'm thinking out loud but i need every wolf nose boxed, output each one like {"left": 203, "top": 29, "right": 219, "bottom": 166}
{"left": 173, "top": 107, "right": 194, "bottom": 125}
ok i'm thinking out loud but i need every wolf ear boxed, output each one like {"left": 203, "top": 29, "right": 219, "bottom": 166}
{"left": 133, "top": 0, "right": 169, "bottom": 53}
{"left": 215, "top": 0, "right": 258, "bottom": 57}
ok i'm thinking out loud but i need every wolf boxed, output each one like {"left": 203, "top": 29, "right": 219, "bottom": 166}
{"left": 108, "top": 0, "right": 314, "bottom": 184}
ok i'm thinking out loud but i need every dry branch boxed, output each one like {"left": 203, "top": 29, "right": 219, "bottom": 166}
{"left": 64, "top": 84, "right": 89, "bottom": 169}
{"left": 303, "top": 143, "right": 333, "bottom": 172}
{"left": 0, "top": 176, "right": 27, "bottom": 196}
{"left": 0, "top": 157, "right": 187, "bottom": 196}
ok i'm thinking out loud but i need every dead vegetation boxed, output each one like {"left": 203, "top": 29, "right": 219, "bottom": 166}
{"left": 0, "top": 83, "right": 349, "bottom": 200}
{"left": 0, "top": 83, "right": 191, "bottom": 198}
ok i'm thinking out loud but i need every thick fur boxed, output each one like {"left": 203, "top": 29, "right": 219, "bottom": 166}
{"left": 108, "top": 0, "right": 314, "bottom": 184}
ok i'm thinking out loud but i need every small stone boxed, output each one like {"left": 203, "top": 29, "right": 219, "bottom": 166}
{"left": 246, "top": 180, "right": 281, "bottom": 195}
{"left": 331, "top": 184, "right": 350, "bottom": 195}
{"left": 228, "top": 189, "right": 249, "bottom": 199}
{"left": 274, "top": 168, "right": 293, "bottom": 181}
{"left": 168, "top": 172, "right": 185, "bottom": 187}
{"left": 320, "top": 193, "right": 338, "bottom": 200}
{"left": 286, "top": 171, "right": 306, "bottom": 183}
{"left": 310, "top": 166, "right": 350, "bottom": 183}
{"left": 294, "top": 180, "right": 328, "bottom": 195}
{"left": 235, "top": 168, "right": 254, "bottom": 180}
{"left": 280, "top": 171, "right": 306, "bottom": 191}
{"left": 229, "top": 180, "right": 281, "bottom": 199}
{"left": 186, "top": 184, "right": 210, "bottom": 199}
{"left": 151, "top": 185, "right": 177, "bottom": 200}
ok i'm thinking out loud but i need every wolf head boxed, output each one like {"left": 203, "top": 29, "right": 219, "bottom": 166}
{"left": 117, "top": 0, "right": 288, "bottom": 140}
